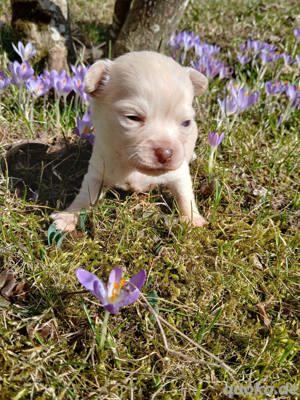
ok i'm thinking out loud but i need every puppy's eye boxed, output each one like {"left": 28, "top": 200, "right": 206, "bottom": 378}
{"left": 181, "top": 119, "right": 191, "bottom": 127}
{"left": 125, "top": 115, "right": 144, "bottom": 122}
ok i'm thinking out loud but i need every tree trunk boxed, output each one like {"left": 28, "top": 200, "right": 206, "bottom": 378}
{"left": 110, "top": 0, "right": 132, "bottom": 44}
{"left": 113, "top": 0, "right": 190, "bottom": 57}
{"left": 11, "top": 0, "right": 76, "bottom": 71}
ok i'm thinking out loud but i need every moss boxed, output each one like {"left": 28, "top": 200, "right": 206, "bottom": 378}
{"left": 0, "top": 0, "right": 299, "bottom": 398}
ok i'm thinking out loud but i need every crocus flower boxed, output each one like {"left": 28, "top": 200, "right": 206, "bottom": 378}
{"left": 265, "top": 81, "right": 287, "bottom": 95}
{"left": 281, "top": 53, "right": 293, "bottom": 65}
{"left": 208, "top": 132, "right": 225, "bottom": 148}
{"left": 169, "top": 31, "right": 222, "bottom": 66}
{"left": 169, "top": 31, "right": 199, "bottom": 63}
{"left": 237, "top": 53, "right": 251, "bottom": 64}
{"left": 286, "top": 83, "right": 298, "bottom": 102}
{"left": 169, "top": 31, "right": 199, "bottom": 51}
{"left": 26, "top": 76, "right": 50, "bottom": 97}
{"left": 71, "top": 64, "right": 88, "bottom": 80}
{"left": 294, "top": 27, "right": 300, "bottom": 41}
{"left": 39, "top": 72, "right": 52, "bottom": 93}
{"left": 195, "top": 42, "right": 220, "bottom": 57}
{"left": 219, "top": 82, "right": 260, "bottom": 115}
{"left": 76, "top": 267, "right": 146, "bottom": 314}
{"left": 218, "top": 65, "right": 232, "bottom": 79}
{"left": 296, "top": 55, "right": 300, "bottom": 68}
{"left": 74, "top": 110, "right": 95, "bottom": 145}
{"left": 192, "top": 56, "right": 230, "bottom": 80}
{"left": 0, "top": 71, "right": 11, "bottom": 90}
{"left": 240, "top": 39, "right": 277, "bottom": 53}
{"left": 72, "top": 75, "right": 84, "bottom": 95}
{"left": 207, "top": 132, "right": 224, "bottom": 179}
{"left": 8, "top": 60, "right": 34, "bottom": 85}
{"left": 12, "top": 41, "right": 36, "bottom": 62}
{"left": 260, "top": 51, "right": 281, "bottom": 64}
{"left": 71, "top": 69, "right": 90, "bottom": 103}
{"left": 52, "top": 70, "right": 72, "bottom": 97}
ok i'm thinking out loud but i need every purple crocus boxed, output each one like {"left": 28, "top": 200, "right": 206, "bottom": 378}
{"left": 296, "top": 55, "right": 300, "bottom": 68}
{"left": 38, "top": 71, "right": 52, "bottom": 93}
{"left": 195, "top": 42, "right": 220, "bottom": 57}
{"left": 71, "top": 64, "right": 87, "bottom": 80}
{"left": 281, "top": 53, "right": 293, "bottom": 65}
{"left": 71, "top": 66, "right": 90, "bottom": 103}
{"left": 51, "top": 70, "right": 72, "bottom": 97}
{"left": 192, "top": 56, "right": 230, "bottom": 80}
{"left": 12, "top": 41, "right": 36, "bottom": 62}
{"left": 170, "top": 31, "right": 199, "bottom": 51}
{"left": 237, "top": 53, "right": 251, "bottom": 65}
{"left": 208, "top": 132, "right": 225, "bottom": 148}
{"left": 26, "top": 76, "right": 50, "bottom": 97}
{"left": 207, "top": 132, "right": 224, "bottom": 178}
{"left": 169, "top": 31, "right": 199, "bottom": 62}
{"left": 76, "top": 267, "right": 146, "bottom": 314}
{"left": 8, "top": 60, "right": 34, "bottom": 85}
{"left": 241, "top": 39, "right": 277, "bottom": 53}
{"left": 72, "top": 75, "right": 84, "bottom": 95}
{"left": 294, "top": 27, "right": 300, "bottom": 41}
{"left": 286, "top": 83, "right": 298, "bottom": 102}
{"left": 219, "top": 82, "right": 260, "bottom": 115}
{"left": 260, "top": 51, "right": 281, "bottom": 64}
{"left": 74, "top": 110, "right": 95, "bottom": 145}
{"left": 265, "top": 81, "right": 287, "bottom": 95}
{"left": 0, "top": 71, "right": 11, "bottom": 90}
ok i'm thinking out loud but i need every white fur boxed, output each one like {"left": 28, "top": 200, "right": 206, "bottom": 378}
{"left": 52, "top": 51, "right": 208, "bottom": 232}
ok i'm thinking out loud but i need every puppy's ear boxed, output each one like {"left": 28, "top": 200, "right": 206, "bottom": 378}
{"left": 84, "top": 59, "right": 112, "bottom": 96}
{"left": 187, "top": 68, "right": 208, "bottom": 96}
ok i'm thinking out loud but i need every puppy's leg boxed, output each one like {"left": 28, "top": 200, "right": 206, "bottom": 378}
{"left": 167, "top": 163, "right": 207, "bottom": 227}
{"left": 51, "top": 156, "right": 104, "bottom": 232}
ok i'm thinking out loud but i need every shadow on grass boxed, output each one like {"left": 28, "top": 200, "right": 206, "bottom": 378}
{"left": 1, "top": 139, "right": 146, "bottom": 213}
{"left": 1, "top": 139, "right": 92, "bottom": 209}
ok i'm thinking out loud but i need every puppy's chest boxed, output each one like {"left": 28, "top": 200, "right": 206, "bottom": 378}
{"left": 114, "top": 171, "right": 156, "bottom": 193}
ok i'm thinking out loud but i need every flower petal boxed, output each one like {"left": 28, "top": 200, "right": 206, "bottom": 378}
{"left": 127, "top": 270, "right": 146, "bottom": 291}
{"left": 76, "top": 268, "right": 106, "bottom": 298}
{"left": 104, "top": 303, "right": 120, "bottom": 314}
{"left": 218, "top": 132, "right": 225, "bottom": 145}
{"left": 107, "top": 267, "right": 123, "bottom": 298}
{"left": 117, "top": 289, "right": 141, "bottom": 308}
{"left": 93, "top": 280, "right": 106, "bottom": 303}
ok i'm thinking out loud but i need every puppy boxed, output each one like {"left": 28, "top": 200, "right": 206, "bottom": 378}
{"left": 52, "top": 51, "right": 208, "bottom": 232}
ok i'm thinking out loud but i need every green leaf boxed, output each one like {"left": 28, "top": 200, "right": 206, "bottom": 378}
{"left": 78, "top": 209, "right": 88, "bottom": 232}
{"left": 47, "top": 223, "right": 66, "bottom": 248}
{"left": 147, "top": 291, "right": 159, "bottom": 307}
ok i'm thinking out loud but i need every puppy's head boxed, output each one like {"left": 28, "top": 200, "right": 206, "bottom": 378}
{"left": 85, "top": 51, "right": 208, "bottom": 174}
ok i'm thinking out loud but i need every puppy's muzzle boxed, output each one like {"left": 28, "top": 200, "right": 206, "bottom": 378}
{"left": 154, "top": 147, "right": 173, "bottom": 164}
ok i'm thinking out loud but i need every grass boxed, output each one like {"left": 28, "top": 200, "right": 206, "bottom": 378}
{"left": 0, "top": 0, "right": 300, "bottom": 399}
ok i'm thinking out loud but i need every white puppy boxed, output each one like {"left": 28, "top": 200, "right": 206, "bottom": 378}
{"left": 52, "top": 51, "right": 208, "bottom": 232}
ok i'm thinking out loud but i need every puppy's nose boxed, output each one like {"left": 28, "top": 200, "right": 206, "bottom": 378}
{"left": 154, "top": 147, "right": 173, "bottom": 164}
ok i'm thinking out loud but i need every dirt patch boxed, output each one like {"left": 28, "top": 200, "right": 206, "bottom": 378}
{"left": 1, "top": 139, "right": 92, "bottom": 209}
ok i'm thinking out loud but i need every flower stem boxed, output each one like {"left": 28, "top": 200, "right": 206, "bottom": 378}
{"left": 55, "top": 95, "right": 61, "bottom": 127}
{"left": 208, "top": 149, "right": 216, "bottom": 181}
{"left": 99, "top": 310, "right": 110, "bottom": 350}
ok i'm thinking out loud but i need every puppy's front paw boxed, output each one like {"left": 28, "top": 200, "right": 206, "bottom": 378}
{"left": 51, "top": 212, "right": 78, "bottom": 232}
{"left": 182, "top": 214, "right": 208, "bottom": 227}
{"left": 191, "top": 215, "right": 208, "bottom": 227}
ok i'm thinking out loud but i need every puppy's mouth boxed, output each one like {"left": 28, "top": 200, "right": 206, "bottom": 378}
{"left": 134, "top": 161, "right": 181, "bottom": 176}
{"left": 127, "top": 146, "right": 184, "bottom": 175}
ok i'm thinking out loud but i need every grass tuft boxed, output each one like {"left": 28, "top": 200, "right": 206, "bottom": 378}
{"left": 0, "top": 0, "right": 299, "bottom": 398}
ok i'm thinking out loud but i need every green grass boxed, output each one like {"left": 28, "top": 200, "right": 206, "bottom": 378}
{"left": 1, "top": 0, "right": 300, "bottom": 399}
